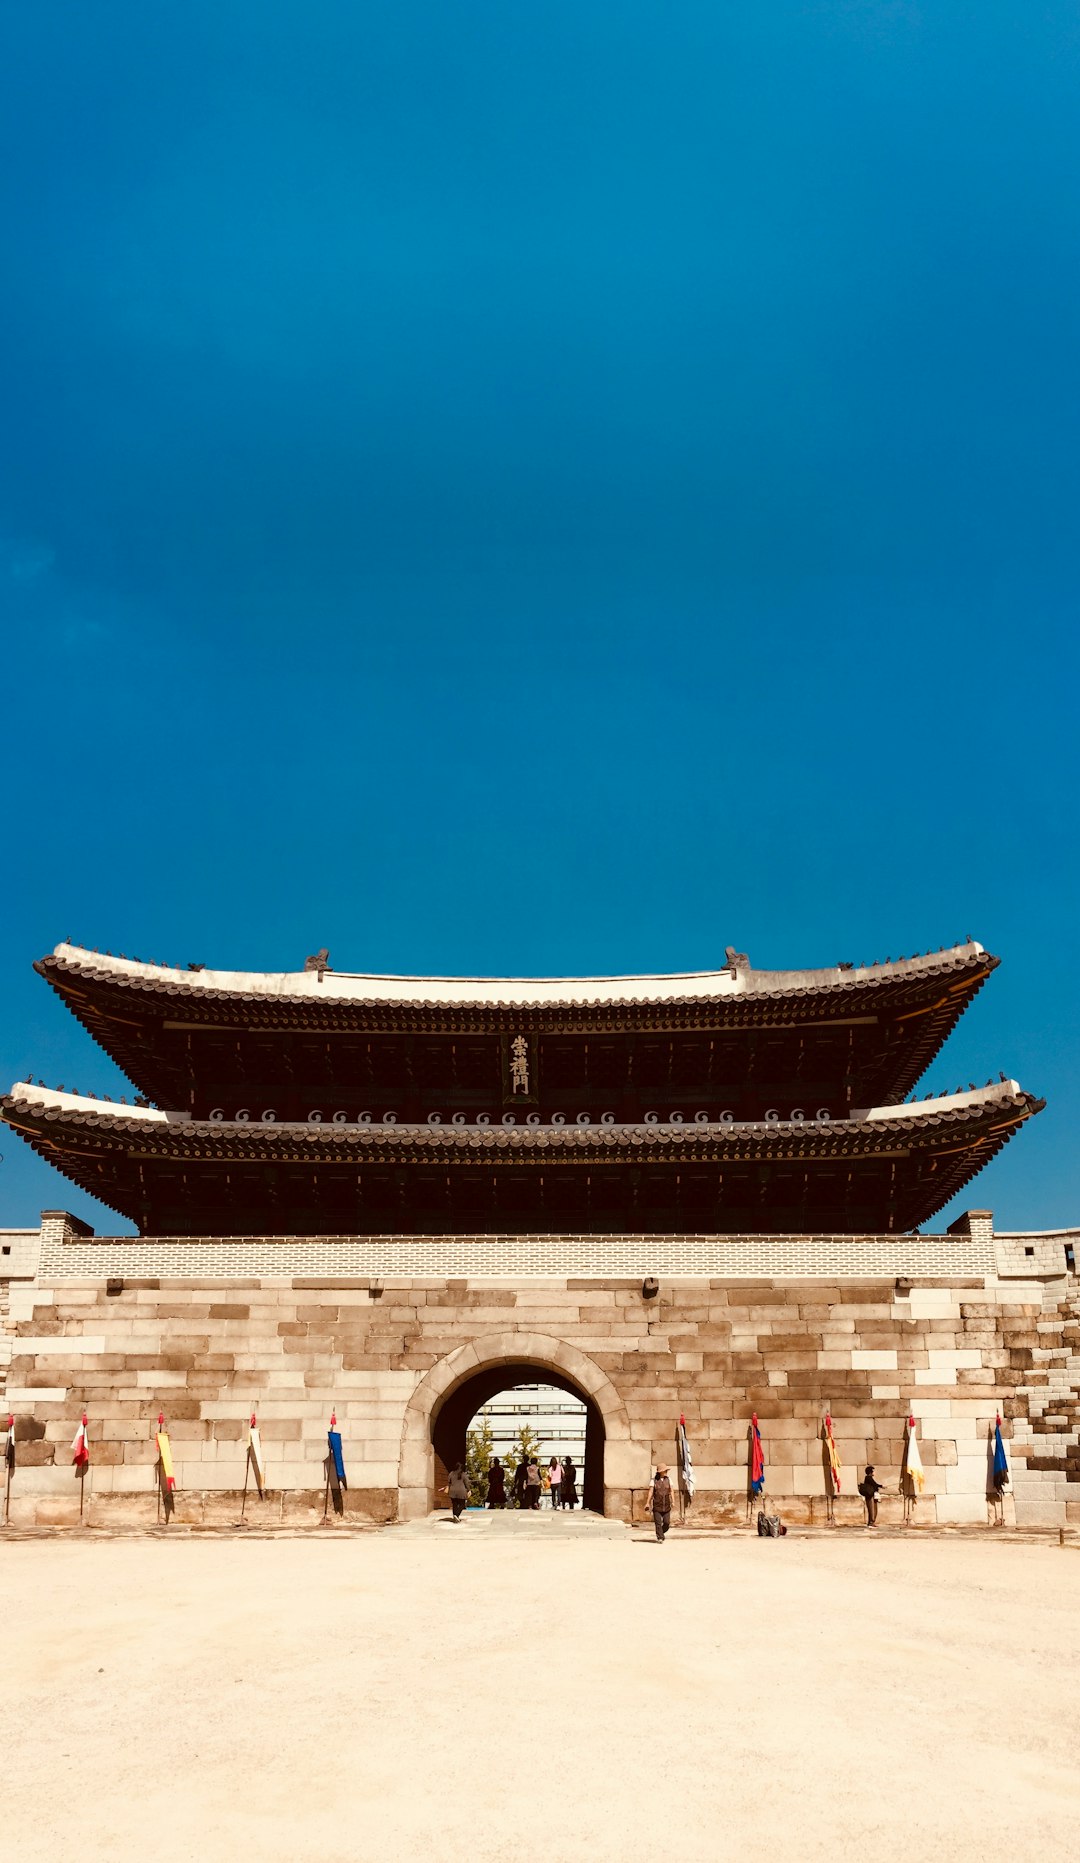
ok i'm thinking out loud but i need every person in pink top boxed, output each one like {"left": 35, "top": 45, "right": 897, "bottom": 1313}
{"left": 549, "top": 1456, "right": 563, "bottom": 1508}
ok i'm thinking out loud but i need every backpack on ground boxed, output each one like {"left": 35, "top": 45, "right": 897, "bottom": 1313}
{"left": 757, "top": 1509, "right": 786, "bottom": 1538}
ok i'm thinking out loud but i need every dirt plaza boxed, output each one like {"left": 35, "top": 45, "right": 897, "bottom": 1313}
{"left": 1, "top": 1517, "right": 1076, "bottom": 1862}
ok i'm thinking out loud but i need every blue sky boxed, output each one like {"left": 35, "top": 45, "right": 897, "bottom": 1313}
{"left": 2, "top": 2, "right": 1077, "bottom": 1233}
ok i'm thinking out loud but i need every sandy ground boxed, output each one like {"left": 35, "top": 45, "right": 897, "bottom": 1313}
{"left": 1, "top": 1513, "right": 1077, "bottom": 1863}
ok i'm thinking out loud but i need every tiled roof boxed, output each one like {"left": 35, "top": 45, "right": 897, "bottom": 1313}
{"left": 3, "top": 1080, "right": 1042, "bottom": 1237}
{"left": 37, "top": 938, "right": 994, "bottom": 1012}
{"left": 2, "top": 1080, "right": 1041, "bottom": 1164}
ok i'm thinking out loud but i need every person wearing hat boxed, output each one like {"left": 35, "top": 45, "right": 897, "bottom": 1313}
{"left": 858, "top": 1463, "right": 883, "bottom": 1527}
{"left": 646, "top": 1463, "right": 674, "bottom": 1542}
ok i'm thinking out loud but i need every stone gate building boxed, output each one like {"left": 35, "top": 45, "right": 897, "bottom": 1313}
{"left": 2, "top": 940, "right": 1077, "bottom": 1529}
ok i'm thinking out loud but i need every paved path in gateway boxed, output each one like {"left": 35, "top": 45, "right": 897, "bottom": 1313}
{"left": 401, "top": 1504, "right": 630, "bottom": 1539}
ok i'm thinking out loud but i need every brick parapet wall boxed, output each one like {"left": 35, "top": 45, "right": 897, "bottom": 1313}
{"left": 37, "top": 1230, "right": 998, "bottom": 1280}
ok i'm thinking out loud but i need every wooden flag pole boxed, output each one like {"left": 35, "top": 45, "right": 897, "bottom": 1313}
{"left": 155, "top": 1410, "right": 161, "bottom": 1525}
{"left": 240, "top": 1446, "right": 251, "bottom": 1521}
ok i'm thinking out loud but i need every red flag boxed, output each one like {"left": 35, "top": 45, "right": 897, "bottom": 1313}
{"left": 72, "top": 1413, "right": 90, "bottom": 1469}
{"left": 750, "top": 1413, "right": 765, "bottom": 1495}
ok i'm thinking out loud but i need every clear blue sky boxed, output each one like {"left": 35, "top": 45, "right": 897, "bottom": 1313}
{"left": 2, "top": 3, "right": 1077, "bottom": 1234}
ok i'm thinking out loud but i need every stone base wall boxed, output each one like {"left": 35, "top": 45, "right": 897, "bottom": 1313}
{"left": 4, "top": 1234, "right": 1078, "bottom": 1531}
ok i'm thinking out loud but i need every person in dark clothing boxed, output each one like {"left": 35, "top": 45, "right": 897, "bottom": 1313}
{"left": 647, "top": 1463, "right": 673, "bottom": 1541}
{"left": 511, "top": 1455, "right": 527, "bottom": 1507}
{"left": 859, "top": 1464, "right": 883, "bottom": 1527}
{"left": 448, "top": 1462, "right": 469, "bottom": 1521}
{"left": 561, "top": 1456, "right": 578, "bottom": 1510}
{"left": 486, "top": 1457, "right": 506, "bottom": 1508}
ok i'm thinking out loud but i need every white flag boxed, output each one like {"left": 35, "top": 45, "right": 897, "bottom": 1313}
{"left": 678, "top": 1413, "right": 695, "bottom": 1501}
{"left": 248, "top": 1419, "right": 267, "bottom": 1496}
{"left": 904, "top": 1415, "right": 925, "bottom": 1493}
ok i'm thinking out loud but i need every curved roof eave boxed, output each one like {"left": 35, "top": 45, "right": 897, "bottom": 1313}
{"left": 2, "top": 1078, "right": 1040, "bottom": 1140}
{"left": 39, "top": 938, "right": 993, "bottom": 1010}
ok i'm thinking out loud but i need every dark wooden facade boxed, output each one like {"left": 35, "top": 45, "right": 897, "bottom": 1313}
{"left": 2, "top": 941, "right": 1041, "bottom": 1236}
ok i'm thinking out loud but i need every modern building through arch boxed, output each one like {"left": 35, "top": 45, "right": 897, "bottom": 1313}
{"left": 431, "top": 1362, "right": 606, "bottom": 1512}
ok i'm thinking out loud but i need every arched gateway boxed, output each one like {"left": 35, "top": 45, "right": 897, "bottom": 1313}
{"left": 397, "top": 1332, "right": 638, "bottom": 1519}
{"left": 1, "top": 940, "right": 1052, "bottom": 1534}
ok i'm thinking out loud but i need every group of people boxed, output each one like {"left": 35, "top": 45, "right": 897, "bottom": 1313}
{"left": 450, "top": 1455, "right": 889, "bottom": 1532}
{"left": 446, "top": 1453, "right": 580, "bottom": 1518}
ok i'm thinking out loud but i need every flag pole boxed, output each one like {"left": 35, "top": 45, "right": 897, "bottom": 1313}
{"left": 155, "top": 1411, "right": 161, "bottom": 1525}
{"left": 4, "top": 1413, "right": 12, "bottom": 1524}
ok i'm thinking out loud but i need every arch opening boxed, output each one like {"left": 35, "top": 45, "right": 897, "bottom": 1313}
{"left": 433, "top": 1363, "right": 605, "bottom": 1513}
{"left": 398, "top": 1332, "right": 640, "bottom": 1522}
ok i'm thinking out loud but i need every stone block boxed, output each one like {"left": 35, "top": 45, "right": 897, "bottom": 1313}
{"left": 934, "top": 1494, "right": 992, "bottom": 1525}
{"left": 603, "top": 1440, "right": 653, "bottom": 1487}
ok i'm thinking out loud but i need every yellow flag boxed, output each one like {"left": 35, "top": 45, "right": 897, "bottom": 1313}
{"left": 824, "top": 1412, "right": 842, "bottom": 1493}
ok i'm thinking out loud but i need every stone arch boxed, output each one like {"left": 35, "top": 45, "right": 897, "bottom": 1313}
{"left": 397, "top": 1330, "right": 644, "bottom": 1520}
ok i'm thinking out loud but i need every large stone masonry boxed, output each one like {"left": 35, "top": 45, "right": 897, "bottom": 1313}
{"left": 2, "top": 1213, "right": 1077, "bottom": 1531}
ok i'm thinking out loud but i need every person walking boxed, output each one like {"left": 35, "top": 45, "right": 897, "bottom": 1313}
{"left": 859, "top": 1463, "right": 882, "bottom": 1527}
{"left": 525, "top": 1457, "right": 542, "bottom": 1510}
{"left": 646, "top": 1463, "right": 673, "bottom": 1542}
{"left": 486, "top": 1456, "right": 506, "bottom": 1508}
{"left": 549, "top": 1456, "right": 563, "bottom": 1509}
{"left": 512, "top": 1454, "right": 528, "bottom": 1507}
{"left": 448, "top": 1462, "right": 469, "bottom": 1522}
{"left": 561, "top": 1455, "right": 578, "bottom": 1510}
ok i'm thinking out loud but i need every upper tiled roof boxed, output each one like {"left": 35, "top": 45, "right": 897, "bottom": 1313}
{"left": 38, "top": 938, "right": 994, "bottom": 1010}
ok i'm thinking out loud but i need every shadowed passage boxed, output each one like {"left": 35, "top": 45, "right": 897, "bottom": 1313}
{"left": 432, "top": 1365, "right": 604, "bottom": 1513}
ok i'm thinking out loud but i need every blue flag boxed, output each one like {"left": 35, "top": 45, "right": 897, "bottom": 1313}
{"left": 992, "top": 1417, "right": 1009, "bottom": 1491}
{"left": 326, "top": 1415, "right": 348, "bottom": 1516}
{"left": 328, "top": 1428, "right": 347, "bottom": 1486}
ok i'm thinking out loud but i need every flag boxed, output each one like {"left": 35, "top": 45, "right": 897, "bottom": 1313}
{"left": 823, "top": 1411, "right": 842, "bottom": 1494}
{"left": 156, "top": 1414, "right": 176, "bottom": 1491}
{"left": 72, "top": 1414, "right": 90, "bottom": 1470}
{"left": 247, "top": 1413, "right": 267, "bottom": 1497}
{"left": 992, "top": 1415, "right": 1010, "bottom": 1491}
{"left": 750, "top": 1414, "right": 765, "bottom": 1496}
{"left": 903, "top": 1414, "right": 925, "bottom": 1494}
{"left": 4, "top": 1415, "right": 14, "bottom": 1472}
{"left": 327, "top": 1412, "right": 347, "bottom": 1515}
{"left": 677, "top": 1413, "right": 695, "bottom": 1502}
